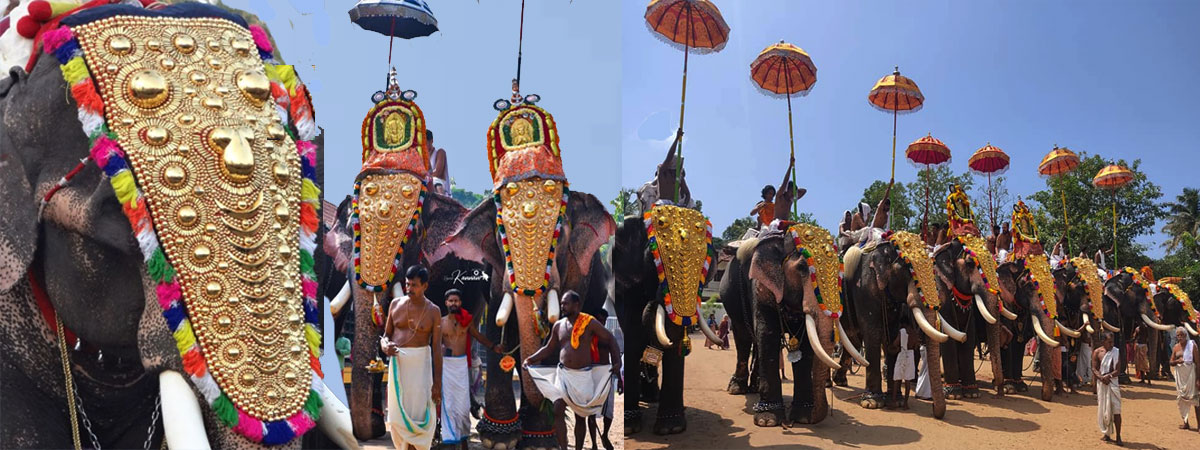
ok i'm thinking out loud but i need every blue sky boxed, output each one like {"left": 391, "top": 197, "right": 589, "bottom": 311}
{"left": 621, "top": 0, "right": 1199, "bottom": 258}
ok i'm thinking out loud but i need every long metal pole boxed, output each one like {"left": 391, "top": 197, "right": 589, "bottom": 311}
{"left": 889, "top": 108, "right": 897, "bottom": 230}
{"left": 1112, "top": 191, "right": 1119, "bottom": 268}
{"left": 988, "top": 172, "right": 995, "bottom": 231}
{"left": 674, "top": 5, "right": 691, "bottom": 204}
{"left": 785, "top": 65, "right": 797, "bottom": 218}
{"left": 1060, "top": 188, "right": 1072, "bottom": 255}
{"left": 516, "top": 0, "right": 525, "bottom": 88}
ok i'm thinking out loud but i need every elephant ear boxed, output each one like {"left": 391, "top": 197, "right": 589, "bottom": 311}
{"left": 438, "top": 199, "right": 503, "bottom": 275}
{"left": 0, "top": 68, "right": 38, "bottom": 292}
{"left": 418, "top": 191, "right": 469, "bottom": 259}
{"left": 562, "top": 191, "right": 616, "bottom": 279}
{"left": 749, "top": 235, "right": 787, "bottom": 304}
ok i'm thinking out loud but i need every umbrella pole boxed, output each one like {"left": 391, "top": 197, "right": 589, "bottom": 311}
{"left": 786, "top": 69, "right": 797, "bottom": 218}
{"left": 923, "top": 165, "right": 930, "bottom": 237}
{"left": 1060, "top": 188, "right": 1072, "bottom": 255}
{"left": 674, "top": 12, "right": 691, "bottom": 204}
{"left": 1112, "top": 191, "right": 1118, "bottom": 268}
{"left": 889, "top": 108, "right": 897, "bottom": 230}
{"left": 988, "top": 173, "right": 995, "bottom": 231}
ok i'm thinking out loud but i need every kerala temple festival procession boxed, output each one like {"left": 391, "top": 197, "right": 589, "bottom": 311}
{"left": 1, "top": 1, "right": 1198, "bottom": 450}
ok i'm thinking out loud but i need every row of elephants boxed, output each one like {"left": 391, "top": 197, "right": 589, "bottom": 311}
{"left": 617, "top": 185, "right": 1198, "bottom": 437}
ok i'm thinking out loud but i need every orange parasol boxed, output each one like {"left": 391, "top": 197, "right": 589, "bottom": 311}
{"left": 1092, "top": 163, "right": 1134, "bottom": 267}
{"left": 968, "top": 143, "right": 1010, "bottom": 230}
{"left": 1038, "top": 145, "right": 1081, "bottom": 253}
{"left": 868, "top": 67, "right": 924, "bottom": 229}
{"left": 749, "top": 40, "right": 816, "bottom": 216}
{"left": 646, "top": 0, "right": 730, "bottom": 202}
{"left": 905, "top": 133, "right": 951, "bottom": 233}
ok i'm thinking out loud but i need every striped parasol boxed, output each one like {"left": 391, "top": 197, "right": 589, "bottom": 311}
{"left": 749, "top": 40, "right": 816, "bottom": 216}
{"left": 868, "top": 67, "right": 924, "bottom": 230}
{"left": 968, "top": 143, "right": 1010, "bottom": 230}
{"left": 1093, "top": 163, "right": 1135, "bottom": 267}
{"left": 906, "top": 133, "right": 951, "bottom": 233}
{"left": 1038, "top": 146, "right": 1081, "bottom": 253}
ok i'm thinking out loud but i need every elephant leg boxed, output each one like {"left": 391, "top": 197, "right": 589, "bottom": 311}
{"left": 958, "top": 329, "right": 979, "bottom": 399}
{"left": 478, "top": 300, "right": 520, "bottom": 450}
{"left": 728, "top": 314, "right": 755, "bottom": 395}
{"left": 653, "top": 322, "right": 687, "bottom": 436}
{"left": 859, "top": 317, "right": 884, "bottom": 408}
{"left": 789, "top": 332, "right": 816, "bottom": 424}
{"left": 884, "top": 350, "right": 900, "bottom": 408}
{"left": 940, "top": 339, "right": 963, "bottom": 399}
{"left": 349, "top": 287, "right": 386, "bottom": 440}
{"left": 752, "top": 306, "right": 784, "bottom": 427}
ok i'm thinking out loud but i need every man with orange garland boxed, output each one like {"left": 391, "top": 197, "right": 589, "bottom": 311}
{"left": 438, "top": 289, "right": 503, "bottom": 449}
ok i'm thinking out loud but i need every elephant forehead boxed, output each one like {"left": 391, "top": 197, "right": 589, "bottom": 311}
{"left": 646, "top": 205, "right": 711, "bottom": 324}
{"left": 498, "top": 178, "right": 566, "bottom": 293}
{"left": 353, "top": 172, "right": 426, "bottom": 289}
{"left": 888, "top": 231, "right": 940, "bottom": 310}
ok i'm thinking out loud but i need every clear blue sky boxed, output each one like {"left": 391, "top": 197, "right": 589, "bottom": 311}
{"left": 621, "top": 0, "right": 1199, "bottom": 258}
{"left": 226, "top": 0, "right": 621, "bottom": 206}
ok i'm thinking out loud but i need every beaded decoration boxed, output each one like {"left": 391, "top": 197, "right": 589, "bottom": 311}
{"left": 1071, "top": 257, "right": 1105, "bottom": 321}
{"left": 788, "top": 223, "right": 844, "bottom": 318}
{"left": 1161, "top": 283, "right": 1197, "bottom": 324}
{"left": 1023, "top": 254, "right": 1057, "bottom": 320}
{"left": 1121, "top": 266, "right": 1159, "bottom": 320}
{"left": 350, "top": 177, "right": 427, "bottom": 292}
{"left": 645, "top": 205, "right": 713, "bottom": 326}
{"left": 494, "top": 184, "right": 568, "bottom": 296}
{"left": 889, "top": 231, "right": 940, "bottom": 310}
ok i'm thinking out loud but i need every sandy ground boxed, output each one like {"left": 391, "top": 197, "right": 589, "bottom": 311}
{"left": 626, "top": 331, "right": 1198, "bottom": 450}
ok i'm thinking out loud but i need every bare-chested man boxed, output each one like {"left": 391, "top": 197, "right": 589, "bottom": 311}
{"left": 524, "top": 291, "right": 622, "bottom": 450}
{"left": 380, "top": 265, "right": 443, "bottom": 450}
{"left": 439, "top": 289, "right": 502, "bottom": 448}
{"left": 1093, "top": 331, "right": 1122, "bottom": 446}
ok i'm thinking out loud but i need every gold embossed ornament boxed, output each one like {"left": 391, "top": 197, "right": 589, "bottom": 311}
{"left": 888, "top": 231, "right": 940, "bottom": 310}
{"left": 788, "top": 223, "right": 844, "bottom": 318}
{"left": 1071, "top": 257, "right": 1105, "bottom": 321}
{"left": 645, "top": 205, "right": 713, "bottom": 326}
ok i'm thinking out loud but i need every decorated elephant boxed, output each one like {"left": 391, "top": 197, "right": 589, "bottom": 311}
{"left": 0, "top": 2, "right": 355, "bottom": 448}
{"left": 1154, "top": 282, "right": 1200, "bottom": 338}
{"left": 436, "top": 97, "right": 614, "bottom": 450}
{"left": 1103, "top": 266, "right": 1174, "bottom": 382}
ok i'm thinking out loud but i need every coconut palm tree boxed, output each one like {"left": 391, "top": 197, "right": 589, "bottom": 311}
{"left": 1162, "top": 188, "right": 1200, "bottom": 253}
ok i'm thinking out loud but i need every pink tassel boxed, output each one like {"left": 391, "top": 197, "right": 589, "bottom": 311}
{"left": 41, "top": 26, "right": 73, "bottom": 53}
{"left": 249, "top": 24, "right": 272, "bottom": 54}
{"left": 301, "top": 278, "right": 317, "bottom": 299}
{"left": 287, "top": 412, "right": 316, "bottom": 435}
{"left": 89, "top": 136, "right": 122, "bottom": 168}
{"left": 156, "top": 282, "right": 181, "bottom": 309}
{"left": 295, "top": 140, "right": 317, "bottom": 166}
{"left": 234, "top": 412, "right": 264, "bottom": 442}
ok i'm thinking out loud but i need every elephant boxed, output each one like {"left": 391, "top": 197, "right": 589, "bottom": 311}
{"left": 929, "top": 237, "right": 1006, "bottom": 400}
{"left": 0, "top": 3, "right": 354, "bottom": 449}
{"left": 1153, "top": 285, "right": 1200, "bottom": 338}
{"left": 1101, "top": 268, "right": 1174, "bottom": 383}
{"left": 992, "top": 258, "right": 1068, "bottom": 400}
{"left": 837, "top": 230, "right": 948, "bottom": 418}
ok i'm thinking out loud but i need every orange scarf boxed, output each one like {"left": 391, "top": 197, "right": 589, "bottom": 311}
{"left": 570, "top": 313, "right": 594, "bottom": 349}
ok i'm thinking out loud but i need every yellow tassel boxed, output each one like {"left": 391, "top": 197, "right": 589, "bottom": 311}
{"left": 46, "top": 1, "right": 81, "bottom": 17}
{"left": 274, "top": 64, "right": 298, "bottom": 96}
{"left": 305, "top": 324, "right": 322, "bottom": 357}
{"left": 60, "top": 57, "right": 90, "bottom": 86}
{"left": 173, "top": 321, "right": 197, "bottom": 355}
{"left": 301, "top": 178, "right": 321, "bottom": 202}
{"left": 110, "top": 171, "right": 138, "bottom": 206}
{"left": 263, "top": 63, "right": 280, "bottom": 83}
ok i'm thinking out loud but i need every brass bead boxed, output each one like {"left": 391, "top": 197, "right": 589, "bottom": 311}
{"left": 278, "top": 244, "right": 291, "bottom": 257}
{"left": 202, "top": 97, "right": 225, "bottom": 111}
{"left": 273, "top": 162, "right": 289, "bottom": 183}
{"left": 193, "top": 244, "right": 210, "bottom": 263}
{"left": 377, "top": 201, "right": 392, "bottom": 218}
{"left": 282, "top": 280, "right": 296, "bottom": 292}
{"left": 290, "top": 345, "right": 302, "bottom": 354}
{"left": 543, "top": 179, "right": 557, "bottom": 193}
{"left": 208, "top": 57, "right": 222, "bottom": 70}
{"left": 189, "top": 71, "right": 207, "bottom": 85}
{"left": 147, "top": 39, "right": 162, "bottom": 51}
{"left": 506, "top": 182, "right": 519, "bottom": 197}
{"left": 523, "top": 203, "right": 537, "bottom": 218}
{"left": 205, "top": 281, "right": 221, "bottom": 296}
{"left": 237, "top": 71, "right": 271, "bottom": 105}
{"left": 173, "top": 34, "right": 195, "bottom": 53}
{"left": 363, "top": 182, "right": 379, "bottom": 196}
{"left": 108, "top": 35, "right": 132, "bottom": 55}
{"left": 179, "top": 114, "right": 196, "bottom": 126}
{"left": 227, "top": 347, "right": 240, "bottom": 356}
{"left": 207, "top": 39, "right": 221, "bottom": 52}
{"left": 144, "top": 126, "right": 170, "bottom": 146}
{"left": 401, "top": 185, "right": 415, "bottom": 198}
{"left": 231, "top": 38, "right": 252, "bottom": 56}
{"left": 159, "top": 58, "right": 175, "bottom": 71}
{"left": 164, "top": 165, "right": 187, "bottom": 187}
{"left": 275, "top": 203, "right": 289, "bottom": 221}
{"left": 217, "top": 316, "right": 232, "bottom": 326}
{"left": 209, "top": 127, "right": 254, "bottom": 182}
{"left": 177, "top": 205, "right": 197, "bottom": 226}
{"left": 266, "top": 123, "right": 286, "bottom": 141}
{"left": 127, "top": 69, "right": 169, "bottom": 109}
{"left": 106, "top": 64, "right": 119, "bottom": 74}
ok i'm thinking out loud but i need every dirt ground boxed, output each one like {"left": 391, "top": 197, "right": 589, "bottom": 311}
{"left": 626, "top": 331, "right": 1198, "bottom": 450}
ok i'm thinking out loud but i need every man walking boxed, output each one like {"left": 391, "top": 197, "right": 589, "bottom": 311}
{"left": 1169, "top": 327, "right": 1199, "bottom": 430}
{"left": 439, "top": 289, "right": 503, "bottom": 449}
{"left": 1093, "top": 331, "right": 1122, "bottom": 446}
{"left": 380, "top": 265, "right": 443, "bottom": 450}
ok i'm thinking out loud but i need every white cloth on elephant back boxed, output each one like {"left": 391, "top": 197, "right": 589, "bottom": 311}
{"left": 528, "top": 364, "right": 614, "bottom": 417}
{"left": 439, "top": 355, "right": 471, "bottom": 445}
{"left": 387, "top": 347, "right": 437, "bottom": 450}
{"left": 915, "top": 345, "right": 931, "bottom": 399}
{"left": 1097, "top": 347, "right": 1121, "bottom": 438}
{"left": 893, "top": 329, "right": 916, "bottom": 381}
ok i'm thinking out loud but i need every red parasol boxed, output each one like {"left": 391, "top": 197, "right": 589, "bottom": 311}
{"left": 968, "top": 143, "right": 1010, "bottom": 230}
{"left": 905, "top": 133, "right": 951, "bottom": 234}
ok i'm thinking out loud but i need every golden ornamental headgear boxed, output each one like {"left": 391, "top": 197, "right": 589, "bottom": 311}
{"left": 487, "top": 80, "right": 564, "bottom": 188}
{"left": 360, "top": 68, "right": 430, "bottom": 177}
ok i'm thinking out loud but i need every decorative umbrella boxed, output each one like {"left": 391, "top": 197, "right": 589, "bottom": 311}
{"left": 1093, "top": 163, "right": 1134, "bottom": 267}
{"left": 349, "top": 0, "right": 438, "bottom": 71}
{"left": 1038, "top": 145, "right": 1081, "bottom": 253}
{"left": 645, "top": 0, "right": 730, "bottom": 202}
{"left": 749, "top": 40, "right": 816, "bottom": 216}
{"left": 868, "top": 67, "right": 924, "bottom": 229}
{"left": 968, "top": 143, "right": 1010, "bottom": 230}
{"left": 905, "top": 133, "right": 951, "bottom": 234}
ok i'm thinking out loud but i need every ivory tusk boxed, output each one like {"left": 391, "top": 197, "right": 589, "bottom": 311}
{"left": 330, "top": 281, "right": 352, "bottom": 317}
{"left": 975, "top": 294, "right": 998, "bottom": 324}
{"left": 999, "top": 302, "right": 1018, "bottom": 320}
{"left": 315, "top": 379, "right": 360, "bottom": 450}
{"left": 1102, "top": 320, "right": 1121, "bottom": 333}
{"left": 1086, "top": 323, "right": 1095, "bottom": 334}
{"left": 1056, "top": 319, "right": 1082, "bottom": 338}
{"left": 1185, "top": 322, "right": 1199, "bottom": 337}
{"left": 836, "top": 320, "right": 869, "bottom": 366}
{"left": 806, "top": 314, "right": 840, "bottom": 370}
{"left": 547, "top": 289, "right": 560, "bottom": 323}
{"left": 160, "top": 370, "right": 212, "bottom": 450}
{"left": 698, "top": 313, "right": 723, "bottom": 347}
{"left": 1142, "top": 313, "right": 1174, "bottom": 332}
{"left": 655, "top": 305, "right": 673, "bottom": 347}
{"left": 1032, "top": 315, "right": 1060, "bottom": 347}
{"left": 938, "top": 312, "right": 967, "bottom": 342}
{"left": 913, "top": 307, "right": 949, "bottom": 343}
{"left": 496, "top": 292, "right": 514, "bottom": 327}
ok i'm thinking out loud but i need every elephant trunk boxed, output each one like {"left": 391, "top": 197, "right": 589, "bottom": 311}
{"left": 1142, "top": 313, "right": 1173, "bottom": 332}
{"left": 808, "top": 312, "right": 836, "bottom": 424}
{"left": 516, "top": 292, "right": 546, "bottom": 405}
{"left": 920, "top": 308, "right": 947, "bottom": 419}
{"left": 350, "top": 287, "right": 384, "bottom": 439}
{"left": 985, "top": 305, "right": 1005, "bottom": 397}
{"left": 1039, "top": 315, "right": 1055, "bottom": 401}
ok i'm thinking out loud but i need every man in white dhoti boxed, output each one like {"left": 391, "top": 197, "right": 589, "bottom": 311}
{"left": 439, "top": 289, "right": 503, "bottom": 449}
{"left": 524, "top": 291, "right": 623, "bottom": 450}
{"left": 381, "top": 266, "right": 443, "bottom": 450}
{"left": 1170, "top": 327, "right": 1200, "bottom": 430}
{"left": 1093, "top": 331, "right": 1122, "bottom": 446}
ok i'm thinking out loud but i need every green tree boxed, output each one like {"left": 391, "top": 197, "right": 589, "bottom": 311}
{"left": 1027, "top": 153, "right": 1163, "bottom": 268}
{"left": 791, "top": 211, "right": 819, "bottom": 226}
{"left": 722, "top": 216, "right": 758, "bottom": 242}
{"left": 1153, "top": 235, "right": 1200, "bottom": 308}
{"left": 859, "top": 180, "right": 917, "bottom": 231}
{"left": 908, "top": 166, "right": 976, "bottom": 230}
{"left": 450, "top": 184, "right": 487, "bottom": 208}
{"left": 1161, "top": 188, "right": 1200, "bottom": 253}
{"left": 971, "top": 175, "right": 1012, "bottom": 231}
{"left": 610, "top": 187, "right": 637, "bottom": 222}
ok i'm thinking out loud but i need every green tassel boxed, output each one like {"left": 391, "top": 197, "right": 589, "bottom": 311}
{"left": 304, "top": 389, "right": 323, "bottom": 420}
{"left": 147, "top": 250, "right": 175, "bottom": 282}
{"left": 212, "top": 394, "right": 239, "bottom": 428}
{"left": 299, "top": 249, "right": 315, "bottom": 276}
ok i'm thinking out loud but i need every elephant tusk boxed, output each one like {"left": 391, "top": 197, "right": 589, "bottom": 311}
{"left": 913, "top": 307, "right": 949, "bottom": 343}
{"left": 547, "top": 289, "right": 560, "bottom": 323}
{"left": 1056, "top": 319, "right": 1082, "bottom": 338}
{"left": 1185, "top": 322, "right": 1199, "bottom": 337}
{"left": 160, "top": 370, "right": 212, "bottom": 450}
{"left": 330, "top": 281, "right": 352, "bottom": 317}
{"left": 1102, "top": 320, "right": 1121, "bottom": 333}
{"left": 836, "top": 320, "right": 869, "bottom": 366}
{"left": 1142, "top": 313, "right": 1174, "bottom": 332}
{"left": 315, "top": 378, "right": 360, "bottom": 450}
{"left": 938, "top": 312, "right": 967, "bottom": 342}
{"left": 655, "top": 305, "right": 673, "bottom": 347}
{"left": 698, "top": 313, "right": 723, "bottom": 347}
{"left": 999, "top": 302, "right": 1018, "bottom": 320}
{"left": 1032, "top": 315, "right": 1060, "bottom": 348}
{"left": 975, "top": 294, "right": 998, "bottom": 325}
{"left": 496, "top": 292, "right": 514, "bottom": 327}
{"left": 806, "top": 314, "right": 840, "bottom": 370}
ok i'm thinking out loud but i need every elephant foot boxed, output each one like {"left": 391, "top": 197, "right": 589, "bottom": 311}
{"left": 1016, "top": 380, "right": 1029, "bottom": 392}
{"left": 752, "top": 402, "right": 784, "bottom": 427}
{"left": 832, "top": 370, "right": 849, "bottom": 387}
{"left": 944, "top": 385, "right": 963, "bottom": 400}
{"left": 624, "top": 410, "right": 643, "bottom": 435}
{"left": 518, "top": 431, "right": 557, "bottom": 450}
{"left": 653, "top": 409, "right": 687, "bottom": 435}
{"left": 858, "top": 392, "right": 885, "bottom": 409}
{"left": 788, "top": 401, "right": 816, "bottom": 425}
{"left": 727, "top": 376, "right": 750, "bottom": 395}
{"left": 477, "top": 413, "right": 521, "bottom": 450}
{"left": 1001, "top": 381, "right": 1017, "bottom": 394}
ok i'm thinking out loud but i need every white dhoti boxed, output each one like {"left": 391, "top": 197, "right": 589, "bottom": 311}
{"left": 1097, "top": 348, "right": 1121, "bottom": 438}
{"left": 1176, "top": 340, "right": 1198, "bottom": 422}
{"left": 387, "top": 347, "right": 436, "bottom": 450}
{"left": 1077, "top": 342, "right": 1093, "bottom": 384}
{"left": 893, "top": 329, "right": 916, "bottom": 381}
{"left": 440, "top": 355, "right": 471, "bottom": 445}
{"left": 528, "top": 364, "right": 614, "bottom": 417}
{"left": 915, "top": 345, "right": 931, "bottom": 399}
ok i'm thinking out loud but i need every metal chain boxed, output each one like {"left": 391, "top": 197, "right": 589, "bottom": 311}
{"left": 55, "top": 317, "right": 83, "bottom": 450}
{"left": 71, "top": 383, "right": 102, "bottom": 450}
{"left": 143, "top": 395, "right": 161, "bottom": 450}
